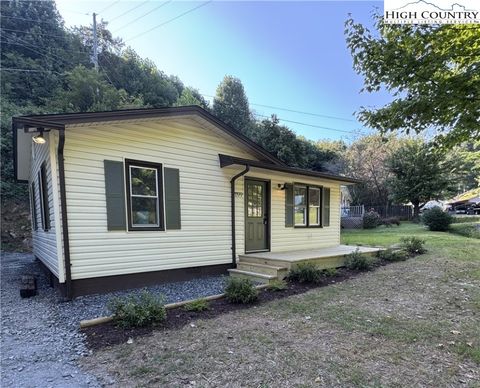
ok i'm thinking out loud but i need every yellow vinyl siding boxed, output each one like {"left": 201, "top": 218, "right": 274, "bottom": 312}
{"left": 64, "top": 118, "right": 252, "bottom": 280}
{"left": 30, "top": 132, "right": 60, "bottom": 277}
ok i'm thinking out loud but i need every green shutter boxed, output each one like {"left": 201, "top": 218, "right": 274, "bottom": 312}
{"left": 323, "top": 187, "right": 331, "bottom": 227}
{"left": 285, "top": 183, "right": 294, "bottom": 227}
{"left": 165, "top": 167, "right": 181, "bottom": 230}
{"left": 104, "top": 160, "right": 126, "bottom": 231}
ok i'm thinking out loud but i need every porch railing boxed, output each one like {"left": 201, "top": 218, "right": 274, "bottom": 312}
{"left": 341, "top": 205, "right": 364, "bottom": 218}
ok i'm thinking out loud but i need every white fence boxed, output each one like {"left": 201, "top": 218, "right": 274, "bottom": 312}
{"left": 341, "top": 205, "right": 365, "bottom": 218}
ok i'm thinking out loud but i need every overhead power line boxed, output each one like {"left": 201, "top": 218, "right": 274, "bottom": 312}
{"left": 97, "top": 0, "right": 121, "bottom": 15}
{"left": 108, "top": 0, "right": 150, "bottom": 23}
{"left": 113, "top": 1, "right": 172, "bottom": 33}
{"left": 201, "top": 93, "right": 356, "bottom": 123}
{"left": 254, "top": 113, "right": 362, "bottom": 135}
{"left": 126, "top": 1, "right": 211, "bottom": 41}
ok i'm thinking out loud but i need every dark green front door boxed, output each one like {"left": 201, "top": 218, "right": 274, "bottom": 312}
{"left": 245, "top": 179, "right": 269, "bottom": 252}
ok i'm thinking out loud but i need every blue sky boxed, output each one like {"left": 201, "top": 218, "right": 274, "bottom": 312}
{"left": 56, "top": 0, "right": 390, "bottom": 142}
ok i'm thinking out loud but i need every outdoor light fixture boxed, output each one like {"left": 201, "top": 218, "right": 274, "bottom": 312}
{"left": 277, "top": 183, "right": 286, "bottom": 190}
{"left": 32, "top": 128, "right": 46, "bottom": 144}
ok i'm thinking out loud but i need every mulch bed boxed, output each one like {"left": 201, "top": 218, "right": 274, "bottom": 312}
{"left": 81, "top": 264, "right": 384, "bottom": 350}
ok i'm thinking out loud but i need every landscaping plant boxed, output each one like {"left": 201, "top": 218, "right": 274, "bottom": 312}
{"left": 378, "top": 248, "right": 409, "bottom": 262}
{"left": 400, "top": 236, "right": 426, "bottom": 255}
{"left": 288, "top": 262, "right": 324, "bottom": 283}
{"left": 321, "top": 268, "right": 338, "bottom": 277}
{"left": 267, "top": 279, "right": 288, "bottom": 291}
{"left": 184, "top": 298, "right": 210, "bottom": 312}
{"left": 345, "top": 248, "right": 375, "bottom": 271}
{"left": 108, "top": 291, "right": 166, "bottom": 328}
{"left": 225, "top": 278, "right": 258, "bottom": 304}
{"left": 363, "top": 211, "right": 381, "bottom": 229}
{"left": 421, "top": 207, "right": 453, "bottom": 231}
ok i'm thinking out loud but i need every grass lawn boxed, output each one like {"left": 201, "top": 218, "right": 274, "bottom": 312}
{"left": 83, "top": 223, "right": 480, "bottom": 387}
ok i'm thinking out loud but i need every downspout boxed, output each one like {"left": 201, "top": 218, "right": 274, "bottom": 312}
{"left": 230, "top": 165, "right": 250, "bottom": 267}
{"left": 57, "top": 129, "right": 73, "bottom": 299}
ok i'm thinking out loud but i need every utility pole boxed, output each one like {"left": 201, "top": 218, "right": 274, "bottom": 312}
{"left": 92, "top": 12, "right": 98, "bottom": 71}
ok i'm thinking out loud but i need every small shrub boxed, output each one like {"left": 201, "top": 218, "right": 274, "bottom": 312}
{"left": 184, "top": 298, "right": 209, "bottom": 312}
{"left": 321, "top": 267, "right": 338, "bottom": 277}
{"left": 108, "top": 290, "right": 166, "bottom": 328}
{"left": 288, "top": 262, "right": 323, "bottom": 283}
{"left": 380, "top": 217, "right": 400, "bottom": 227}
{"left": 267, "top": 279, "right": 288, "bottom": 291}
{"left": 363, "top": 211, "right": 381, "bottom": 229}
{"left": 378, "top": 248, "right": 409, "bottom": 262}
{"left": 400, "top": 236, "right": 426, "bottom": 255}
{"left": 421, "top": 207, "right": 452, "bottom": 231}
{"left": 225, "top": 277, "right": 258, "bottom": 304}
{"left": 345, "top": 248, "right": 374, "bottom": 271}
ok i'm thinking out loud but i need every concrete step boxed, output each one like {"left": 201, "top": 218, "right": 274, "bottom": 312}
{"left": 237, "top": 261, "right": 288, "bottom": 277}
{"left": 227, "top": 269, "right": 277, "bottom": 284}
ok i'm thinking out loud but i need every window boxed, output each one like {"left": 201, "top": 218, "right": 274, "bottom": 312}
{"left": 293, "top": 184, "right": 322, "bottom": 227}
{"left": 30, "top": 182, "right": 38, "bottom": 231}
{"left": 294, "top": 186, "right": 307, "bottom": 226}
{"left": 38, "top": 162, "right": 50, "bottom": 231}
{"left": 309, "top": 187, "right": 321, "bottom": 226}
{"left": 125, "top": 159, "right": 164, "bottom": 231}
{"left": 247, "top": 182, "right": 263, "bottom": 217}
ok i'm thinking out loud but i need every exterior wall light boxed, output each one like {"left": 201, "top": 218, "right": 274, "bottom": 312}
{"left": 33, "top": 128, "right": 46, "bottom": 144}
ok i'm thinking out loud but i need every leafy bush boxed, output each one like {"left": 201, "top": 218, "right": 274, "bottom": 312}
{"left": 108, "top": 291, "right": 166, "bottom": 328}
{"left": 184, "top": 298, "right": 209, "bottom": 312}
{"left": 380, "top": 217, "right": 400, "bottom": 227}
{"left": 363, "top": 211, "right": 381, "bottom": 229}
{"left": 421, "top": 207, "right": 452, "bottom": 231}
{"left": 225, "top": 278, "right": 258, "bottom": 304}
{"left": 288, "top": 262, "right": 324, "bottom": 283}
{"left": 400, "top": 236, "right": 426, "bottom": 255}
{"left": 378, "top": 248, "right": 409, "bottom": 262}
{"left": 321, "top": 268, "right": 338, "bottom": 277}
{"left": 345, "top": 248, "right": 375, "bottom": 271}
{"left": 449, "top": 223, "right": 480, "bottom": 239}
{"left": 267, "top": 279, "right": 288, "bottom": 291}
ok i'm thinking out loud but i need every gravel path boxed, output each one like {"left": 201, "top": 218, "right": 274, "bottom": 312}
{"left": 1, "top": 251, "right": 228, "bottom": 387}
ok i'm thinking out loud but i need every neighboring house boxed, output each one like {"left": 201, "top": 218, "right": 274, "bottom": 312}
{"left": 13, "top": 106, "right": 358, "bottom": 298}
{"left": 340, "top": 186, "right": 352, "bottom": 208}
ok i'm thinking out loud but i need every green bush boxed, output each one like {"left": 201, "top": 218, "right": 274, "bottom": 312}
{"left": 378, "top": 248, "right": 409, "bottom": 262}
{"left": 421, "top": 207, "right": 452, "bottom": 231}
{"left": 108, "top": 291, "right": 166, "bottom": 328}
{"left": 400, "top": 236, "right": 426, "bottom": 255}
{"left": 288, "top": 262, "right": 323, "bottom": 283}
{"left": 184, "top": 298, "right": 209, "bottom": 312}
{"left": 380, "top": 217, "right": 400, "bottom": 227}
{"left": 363, "top": 211, "right": 381, "bottom": 229}
{"left": 321, "top": 268, "right": 338, "bottom": 277}
{"left": 345, "top": 248, "right": 375, "bottom": 271}
{"left": 225, "top": 278, "right": 258, "bottom": 304}
{"left": 449, "top": 223, "right": 480, "bottom": 239}
{"left": 267, "top": 279, "right": 288, "bottom": 291}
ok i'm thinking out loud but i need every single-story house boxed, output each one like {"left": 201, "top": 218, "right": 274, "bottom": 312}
{"left": 13, "top": 106, "right": 359, "bottom": 298}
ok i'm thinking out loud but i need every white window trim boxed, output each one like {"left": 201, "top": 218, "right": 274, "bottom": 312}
{"left": 129, "top": 165, "right": 160, "bottom": 228}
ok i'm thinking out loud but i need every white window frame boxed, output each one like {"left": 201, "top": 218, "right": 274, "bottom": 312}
{"left": 294, "top": 186, "right": 307, "bottom": 226}
{"left": 308, "top": 187, "right": 321, "bottom": 226}
{"left": 129, "top": 164, "right": 160, "bottom": 228}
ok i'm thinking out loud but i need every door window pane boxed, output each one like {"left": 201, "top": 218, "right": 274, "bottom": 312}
{"left": 247, "top": 183, "right": 263, "bottom": 217}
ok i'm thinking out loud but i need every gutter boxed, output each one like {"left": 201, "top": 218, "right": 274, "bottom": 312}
{"left": 230, "top": 165, "right": 250, "bottom": 267}
{"left": 57, "top": 129, "right": 73, "bottom": 299}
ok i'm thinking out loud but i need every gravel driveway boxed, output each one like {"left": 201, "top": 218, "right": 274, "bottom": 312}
{"left": 1, "top": 252, "right": 228, "bottom": 387}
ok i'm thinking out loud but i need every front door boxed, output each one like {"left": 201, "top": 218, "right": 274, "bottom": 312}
{"left": 245, "top": 179, "right": 269, "bottom": 252}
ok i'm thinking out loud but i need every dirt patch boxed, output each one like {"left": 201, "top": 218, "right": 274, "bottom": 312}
{"left": 82, "top": 268, "right": 360, "bottom": 350}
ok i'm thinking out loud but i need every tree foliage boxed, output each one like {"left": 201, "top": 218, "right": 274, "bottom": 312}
{"left": 212, "top": 75, "right": 253, "bottom": 135}
{"left": 387, "top": 140, "right": 457, "bottom": 217}
{"left": 345, "top": 15, "right": 480, "bottom": 148}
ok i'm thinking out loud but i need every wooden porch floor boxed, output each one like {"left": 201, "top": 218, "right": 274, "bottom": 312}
{"left": 244, "top": 245, "right": 381, "bottom": 263}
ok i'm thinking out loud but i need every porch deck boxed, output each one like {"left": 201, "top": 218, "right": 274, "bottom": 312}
{"left": 229, "top": 245, "right": 383, "bottom": 283}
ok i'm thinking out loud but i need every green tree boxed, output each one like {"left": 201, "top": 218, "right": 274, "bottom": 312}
{"left": 175, "top": 87, "right": 209, "bottom": 108}
{"left": 387, "top": 140, "right": 457, "bottom": 217}
{"left": 49, "top": 65, "right": 129, "bottom": 112}
{"left": 212, "top": 75, "right": 252, "bottom": 134}
{"left": 345, "top": 16, "right": 480, "bottom": 148}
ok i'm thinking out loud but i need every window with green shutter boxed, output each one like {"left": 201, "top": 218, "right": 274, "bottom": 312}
{"left": 285, "top": 183, "right": 324, "bottom": 228}
{"left": 322, "top": 187, "right": 331, "bottom": 227}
